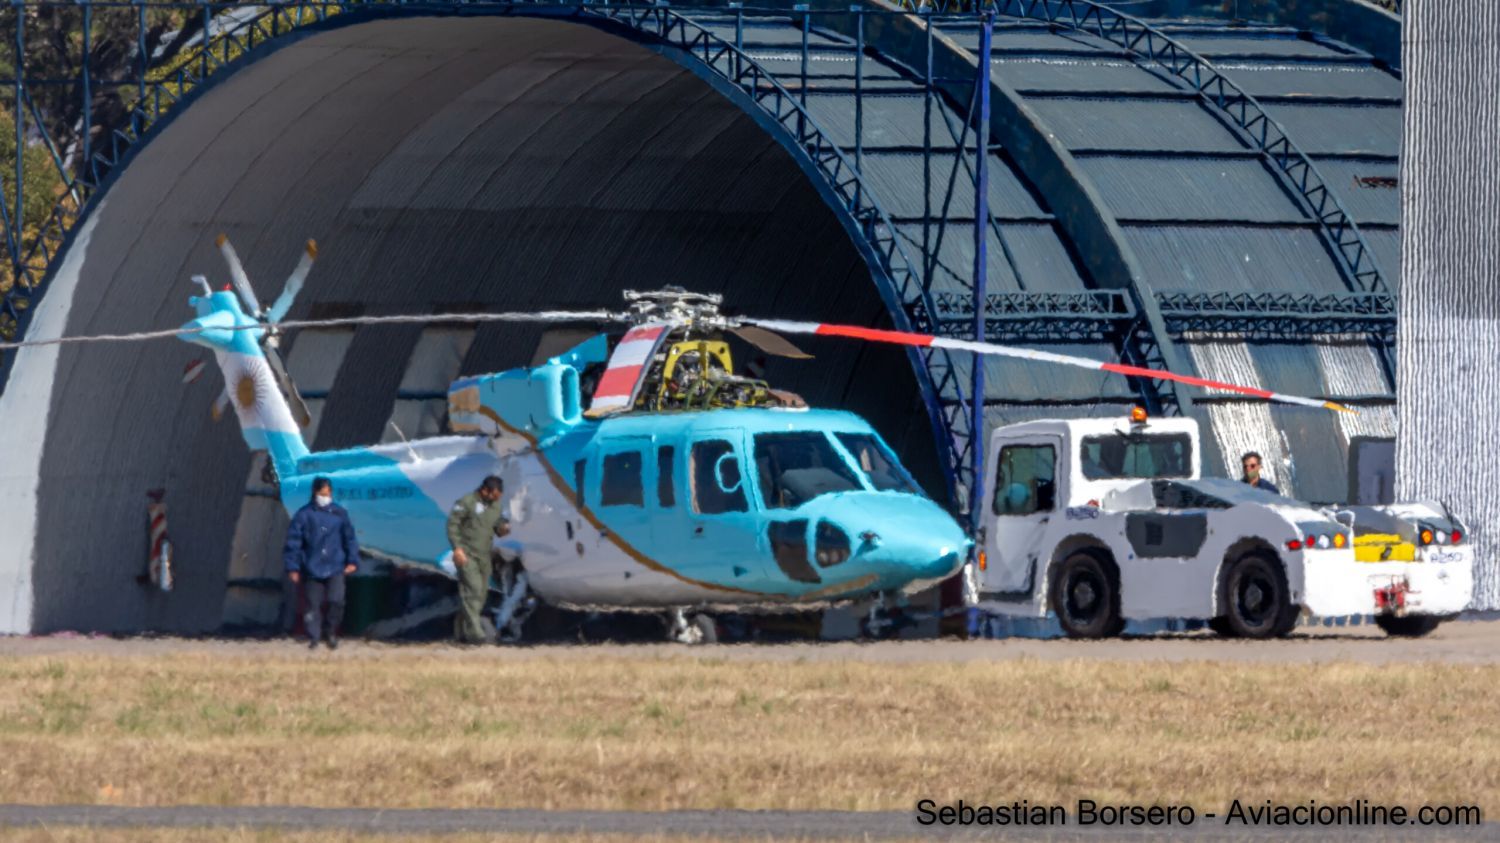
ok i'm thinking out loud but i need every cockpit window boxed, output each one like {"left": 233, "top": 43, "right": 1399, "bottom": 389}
{"left": 754, "top": 432, "right": 864, "bottom": 510}
{"left": 1081, "top": 433, "right": 1192, "bottom": 480}
{"left": 835, "top": 433, "right": 922, "bottom": 495}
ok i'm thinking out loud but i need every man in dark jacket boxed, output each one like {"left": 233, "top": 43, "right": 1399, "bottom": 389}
{"left": 1240, "top": 452, "right": 1281, "bottom": 496}
{"left": 285, "top": 476, "right": 360, "bottom": 649}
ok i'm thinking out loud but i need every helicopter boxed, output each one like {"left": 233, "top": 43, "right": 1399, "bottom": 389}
{"left": 169, "top": 235, "right": 1350, "bottom": 644}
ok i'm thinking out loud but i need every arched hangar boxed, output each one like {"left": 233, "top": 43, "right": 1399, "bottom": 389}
{"left": 0, "top": 0, "right": 1402, "bottom": 632}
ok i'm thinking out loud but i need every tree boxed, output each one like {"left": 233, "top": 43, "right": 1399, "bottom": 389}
{"left": 0, "top": 106, "right": 63, "bottom": 296}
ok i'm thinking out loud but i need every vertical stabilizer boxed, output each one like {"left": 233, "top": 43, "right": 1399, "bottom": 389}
{"left": 179, "top": 284, "right": 309, "bottom": 481}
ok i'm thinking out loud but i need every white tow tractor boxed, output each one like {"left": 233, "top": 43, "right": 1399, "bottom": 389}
{"left": 971, "top": 409, "right": 1473, "bottom": 639}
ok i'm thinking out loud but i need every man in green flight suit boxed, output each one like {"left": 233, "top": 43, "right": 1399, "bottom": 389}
{"left": 446, "top": 475, "right": 510, "bottom": 644}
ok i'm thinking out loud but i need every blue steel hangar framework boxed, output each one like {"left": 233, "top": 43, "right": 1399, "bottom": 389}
{"left": 2, "top": 0, "right": 1401, "bottom": 515}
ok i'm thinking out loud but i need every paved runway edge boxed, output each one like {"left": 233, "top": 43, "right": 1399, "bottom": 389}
{"left": 0, "top": 805, "right": 1495, "bottom": 840}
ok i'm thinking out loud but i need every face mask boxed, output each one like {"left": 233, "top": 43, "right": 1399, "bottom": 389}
{"left": 315, "top": 494, "right": 333, "bottom": 507}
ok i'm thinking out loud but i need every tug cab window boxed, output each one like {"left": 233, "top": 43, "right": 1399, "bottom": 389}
{"left": 835, "top": 432, "right": 922, "bottom": 495}
{"left": 601, "top": 451, "right": 644, "bottom": 507}
{"left": 993, "top": 445, "right": 1056, "bottom": 516}
{"left": 1080, "top": 433, "right": 1191, "bottom": 480}
{"left": 692, "top": 440, "right": 748, "bottom": 514}
{"left": 754, "top": 432, "right": 863, "bottom": 509}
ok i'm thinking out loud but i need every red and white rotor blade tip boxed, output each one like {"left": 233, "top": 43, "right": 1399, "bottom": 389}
{"left": 744, "top": 319, "right": 1355, "bottom": 414}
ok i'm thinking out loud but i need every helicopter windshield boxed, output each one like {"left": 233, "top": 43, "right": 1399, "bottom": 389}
{"left": 835, "top": 432, "right": 922, "bottom": 495}
{"left": 754, "top": 432, "right": 864, "bottom": 509}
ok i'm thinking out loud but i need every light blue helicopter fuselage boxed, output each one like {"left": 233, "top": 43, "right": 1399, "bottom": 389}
{"left": 180, "top": 288, "right": 969, "bottom": 610}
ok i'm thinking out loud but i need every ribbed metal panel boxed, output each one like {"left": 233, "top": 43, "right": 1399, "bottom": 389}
{"left": 1024, "top": 97, "right": 1248, "bottom": 152}
{"left": 1262, "top": 102, "right": 1402, "bottom": 155}
{"left": 1210, "top": 61, "right": 1402, "bottom": 100}
{"left": 1398, "top": 0, "right": 1500, "bottom": 608}
{"left": 803, "top": 94, "right": 958, "bottom": 149}
{"left": 1185, "top": 338, "right": 1287, "bottom": 485}
{"left": 900, "top": 222, "right": 1088, "bottom": 295}
{"left": 1360, "top": 229, "right": 1403, "bottom": 291}
{"left": 1267, "top": 404, "right": 1349, "bottom": 504}
{"left": 860, "top": 151, "right": 1046, "bottom": 219}
{"left": 946, "top": 347, "right": 1132, "bottom": 402}
{"left": 987, "top": 24, "right": 1116, "bottom": 54}
{"left": 1313, "top": 338, "right": 1392, "bottom": 396}
{"left": 1078, "top": 156, "right": 1304, "bottom": 222}
{"left": 1123, "top": 226, "right": 1346, "bottom": 293}
{"left": 993, "top": 57, "right": 1180, "bottom": 94}
{"left": 1170, "top": 34, "right": 1356, "bottom": 59}
{"left": 1306, "top": 157, "right": 1401, "bottom": 225}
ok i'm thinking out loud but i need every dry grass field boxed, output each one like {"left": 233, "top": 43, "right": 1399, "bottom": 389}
{"left": 0, "top": 643, "right": 1495, "bottom": 817}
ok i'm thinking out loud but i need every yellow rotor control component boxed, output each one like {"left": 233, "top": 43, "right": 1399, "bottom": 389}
{"left": 663, "top": 340, "right": 734, "bottom": 380}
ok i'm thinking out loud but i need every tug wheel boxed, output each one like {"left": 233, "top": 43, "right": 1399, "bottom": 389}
{"left": 1050, "top": 551, "right": 1124, "bottom": 639}
{"left": 1222, "top": 553, "right": 1297, "bottom": 639}
{"left": 1207, "top": 616, "right": 1237, "bottom": 638}
{"left": 1375, "top": 615, "right": 1443, "bottom": 638}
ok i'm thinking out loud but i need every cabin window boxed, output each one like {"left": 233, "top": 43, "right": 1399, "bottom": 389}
{"left": 834, "top": 432, "right": 922, "bottom": 495}
{"left": 691, "top": 440, "right": 748, "bottom": 514}
{"left": 657, "top": 446, "right": 676, "bottom": 508}
{"left": 993, "top": 445, "right": 1056, "bottom": 516}
{"left": 601, "top": 451, "right": 644, "bottom": 507}
{"left": 754, "top": 432, "right": 863, "bottom": 509}
{"left": 1080, "top": 433, "right": 1192, "bottom": 480}
{"left": 573, "top": 459, "right": 586, "bottom": 508}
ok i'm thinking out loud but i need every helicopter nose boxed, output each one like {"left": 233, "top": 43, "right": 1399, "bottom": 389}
{"left": 876, "top": 529, "right": 968, "bottom": 581}
{"left": 815, "top": 494, "right": 969, "bottom": 584}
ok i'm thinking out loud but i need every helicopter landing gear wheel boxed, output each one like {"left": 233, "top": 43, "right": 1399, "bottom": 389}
{"left": 860, "top": 593, "right": 909, "bottom": 640}
{"left": 493, "top": 561, "right": 536, "bottom": 645}
{"left": 668, "top": 610, "right": 718, "bottom": 645}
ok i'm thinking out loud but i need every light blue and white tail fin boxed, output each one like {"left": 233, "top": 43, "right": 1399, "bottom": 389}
{"left": 177, "top": 237, "right": 317, "bottom": 482}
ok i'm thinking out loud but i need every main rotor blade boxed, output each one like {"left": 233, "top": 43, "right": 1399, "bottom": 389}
{"left": 729, "top": 325, "right": 812, "bottom": 359}
{"left": 1, "top": 310, "right": 631, "bottom": 352}
{"left": 211, "top": 390, "right": 231, "bottom": 423}
{"left": 744, "top": 319, "right": 1354, "bottom": 413}
{"left": 215, "top": 233, "right": 262, "bottom": 317}
{"left": 265, "top": 239, "right": 316, "bottom": 324}
{"left": 264, "top": 344, "right": 313, "bottom": 428}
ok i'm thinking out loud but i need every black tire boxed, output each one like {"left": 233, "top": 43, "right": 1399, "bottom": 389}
{"left": 1375, "top": 614, "right": 1443, "bottom": 638}
{"left": 1207, "top": 616, "right": 1237, "bottom": 638}
{"left": 1221, "top": 553, "right": 1297, "bottom": 639}
{"left": 1050, "top": 551, "right": 1124, "bottom": 639}
{"left": 690, "top": 613, "right": 719, "bottom": 645}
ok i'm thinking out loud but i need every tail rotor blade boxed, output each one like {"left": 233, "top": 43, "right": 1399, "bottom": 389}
{"left": 265, "top": 239, "right": 316, "bottom": 324}
{"left": 743, "top": 318, "right": 1354, "bottom": 414}
{"left": 215, "top": 233, "right": 262, "bottom": 317}
{"left": 264, "top": 345, "right": 313, "bottom": 428}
